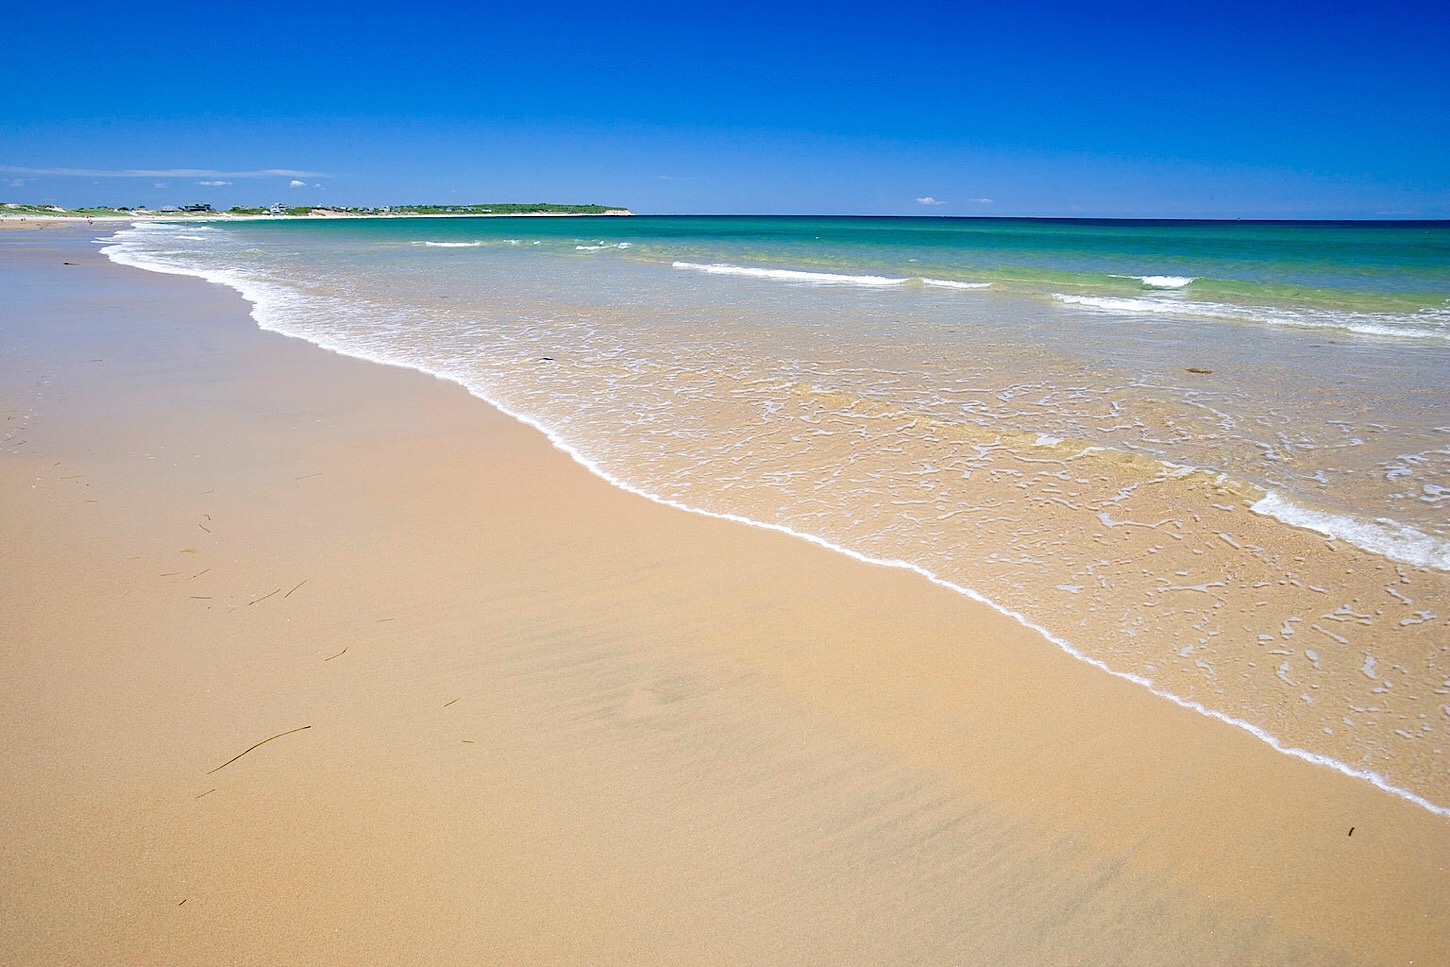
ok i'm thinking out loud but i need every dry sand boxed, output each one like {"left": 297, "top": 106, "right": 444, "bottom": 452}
{"left": 1, "top": 225, "right": 1445, "bottom": 965}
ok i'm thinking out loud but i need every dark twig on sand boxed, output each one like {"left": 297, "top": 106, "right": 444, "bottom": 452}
{"left": 284, "top": 580, "right": 307, "bottom": 599}
{"left": 206, "top": 725, "right": 311, "bottom": 775}
{"left": 247, "top": 588, "right": 281, "bottom": 606}
{"left": 324, "top": 647, "right": 348, "bottom": 661}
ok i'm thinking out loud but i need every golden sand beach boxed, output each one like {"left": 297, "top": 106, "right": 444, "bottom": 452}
{"left": 1, "top": 225, "right": 1445, "bottom": 964}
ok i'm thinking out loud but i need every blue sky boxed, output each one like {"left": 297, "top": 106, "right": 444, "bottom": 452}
{"left": 3, "top": 0, "right": 1447, "bottom": 216}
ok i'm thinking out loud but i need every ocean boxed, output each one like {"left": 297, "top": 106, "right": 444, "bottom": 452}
{"left": 101, "top": 215, "right": 1450, "bottom": 814}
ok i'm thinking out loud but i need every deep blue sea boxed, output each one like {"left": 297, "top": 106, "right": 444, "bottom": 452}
{"left": 104, "top": 215, "right": 1450, "bottom": 812}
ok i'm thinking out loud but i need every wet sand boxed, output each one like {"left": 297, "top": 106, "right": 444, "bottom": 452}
{"left": 1, "top": 225, "right": 1445, "bottom": 965}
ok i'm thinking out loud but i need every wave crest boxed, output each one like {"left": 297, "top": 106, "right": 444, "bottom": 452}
{"left": 674, "top": 261, "right": 992, "bottom": 290}
{"left": 1251, "top": 492, "right": 1450, "bottom": 571}
{"left": 1053, "top": 293, "right": 1450, "bottom": 341}
{"left": 673, "top": 261, "right": 910, "bottom": 286}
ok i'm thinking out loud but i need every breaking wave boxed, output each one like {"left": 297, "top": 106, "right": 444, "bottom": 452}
{"left": 1053, "top": 293, "right": 1450, "bottom": 341}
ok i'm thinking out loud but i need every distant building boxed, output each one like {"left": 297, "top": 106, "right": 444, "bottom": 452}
{"left": 181, "top": 203, "right": 212, "bottom": 213}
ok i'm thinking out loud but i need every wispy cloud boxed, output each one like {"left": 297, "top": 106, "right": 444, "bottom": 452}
{"left": 916, "top": 196, "right": 946, "bottom": 206}
{"left": 288, "top": 180, "right": 307, "bottom": 188}
{"left": 970, "top": 197, "right": 994, "bottom": 204}
{"left": 0, "top": 166, "right": 328, "bottom": 179}
{"left": 197, "top": 180, "right": 231, "bottom": 186}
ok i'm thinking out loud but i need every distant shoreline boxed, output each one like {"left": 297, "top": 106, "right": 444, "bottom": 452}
{"left": 8, "top": 210, "right": 1450, "bottom": 229}
{"left": 0, "top": 205, "right": 633, "bottom": 228}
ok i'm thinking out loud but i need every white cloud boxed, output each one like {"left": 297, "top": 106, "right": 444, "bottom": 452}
{"left": 289, "top": 180, "right": 307, "bottom": 188}
{"left": 970, "top": 197, "right": 994, "bottom": 204}
{"left": 916, "top": 196, "right": 946, "bottom": 206}
{"left": 197, "top": 180, "right": 231, "bottom": 186}
{"left": 0, "top": 166, "right": 328, "bottom": 178}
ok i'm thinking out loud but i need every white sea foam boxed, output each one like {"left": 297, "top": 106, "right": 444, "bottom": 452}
{"left": 1054, "top": 293, "right": 1450, "bottom": 341}
{"left": 1251, "top": 491, "right": 1450, "bottom": 571}
{"left": 921, "top": 277, "right": 991, "bottom": 289}
{"left": 1109, "top": 274, "right": 1195, "bottom": 288}
{"left": 674, "top": 261, "right": 910, "bottom": 287}
{"left": 576, "top": 242, "right": 633, "bottom": 251}
{"left": 419, "top": 241, "right": 484, "bottom": 247}
{"left": 673, "top": 261, "right": 992, "bottom": 290}
{"left": 99, "top": 223, "right": 1450, "bottom": 820}
{"left": 1058, "top": 295, "right": 1178, "bottom": 313}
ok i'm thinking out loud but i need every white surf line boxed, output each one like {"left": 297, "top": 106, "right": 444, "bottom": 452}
{"left": 672, "top": 260, "right": 992, "bottom": 290}
{"left": 1052, "top": 293, "right": 1450, "bottom": 341}
{"left": 1251, "top": 491, "right": 1450, "bottom": 572}
{"left": 1108, "top": 273, "right": 1195, "bottom": 288}
{"left": 101, "top": 232, "right": 1450, "bottom": 820}
{"left": 672, "top": 260, "right": 910, "bottom": 286}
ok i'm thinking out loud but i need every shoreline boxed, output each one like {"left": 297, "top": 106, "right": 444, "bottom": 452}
{"left": 104, "top": 217, "right": 1450, "bottom": 816}
{"left": 263, "top": 309, "right": 1450, "bottom": 817}
{"left": 0, "top": 210, "right": 633, "bottom": 229}
{"left": 2, "top": 224, "right": 1445, "bottom": 964}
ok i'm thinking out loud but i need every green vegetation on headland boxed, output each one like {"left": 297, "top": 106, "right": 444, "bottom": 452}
{"left": 224, "top": 203, "right": 627, "bottom": 216}
{"left": 2, "top": 202, "right": 631, "bottom": 218}
{"left": 385, "top": 203, "right": 625, "bottom": 215}
{"left": 1, "top": 204, "right": 140, "bottom": 216}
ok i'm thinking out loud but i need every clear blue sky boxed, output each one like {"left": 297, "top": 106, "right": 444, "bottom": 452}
{"left": 3, "top": 0, "right": 1447, "bottom": 216}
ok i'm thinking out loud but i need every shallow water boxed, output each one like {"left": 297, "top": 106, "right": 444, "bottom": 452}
{"left": 102, "top": 215, "right": 1450, "bottom": 811}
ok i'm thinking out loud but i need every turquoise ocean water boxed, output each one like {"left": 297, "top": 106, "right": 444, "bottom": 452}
{"left": 103, "top": 216, "right": 1450, "bottom": 813}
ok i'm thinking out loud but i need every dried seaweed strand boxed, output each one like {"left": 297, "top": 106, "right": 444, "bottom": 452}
{"left": 206, "top": 725, "right": 311, "bottom": 775}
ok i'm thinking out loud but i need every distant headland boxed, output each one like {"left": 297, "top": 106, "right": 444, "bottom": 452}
{"left": 0, "top": 202, "right": 633, "bottom": 224}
